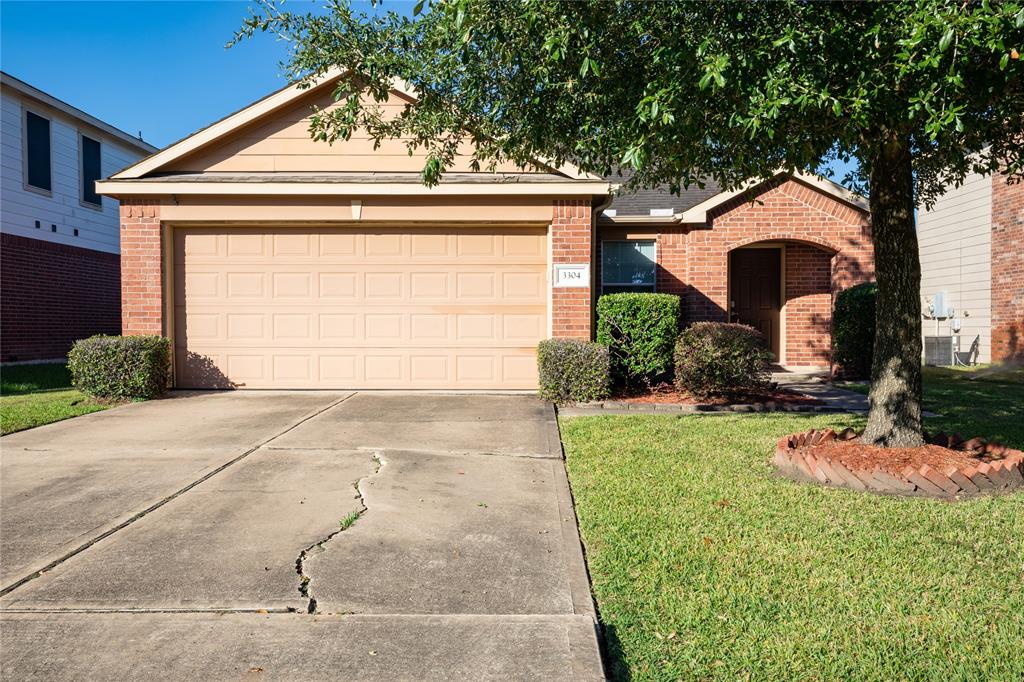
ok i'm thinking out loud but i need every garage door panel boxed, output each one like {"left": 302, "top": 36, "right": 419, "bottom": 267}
{"left": 179, "top": 230, "right": 546, "bottom": 265}
{"left": 175, "top": 226, "right": 547, "bottom": 389}
{"left": 177, "top": 307, "right": 544, "bottom": 347}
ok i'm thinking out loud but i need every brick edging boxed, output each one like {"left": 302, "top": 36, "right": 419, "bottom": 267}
{"left": 773, "top": 429, "right": 1024, "bottom": 498}
{"left": 569, "top": 401, "right": 850, "bottom": 415}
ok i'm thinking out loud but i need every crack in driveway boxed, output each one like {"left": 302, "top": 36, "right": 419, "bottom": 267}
{"left": 0, "top": 394, "right": 354, "bottom": 598}
{"left": 295, "top": 452, "right": 383, "bottom": 614}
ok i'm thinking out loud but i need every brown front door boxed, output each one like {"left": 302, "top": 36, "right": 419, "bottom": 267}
{"left": 729, "top": 248, "right": 782, "bottom": 359}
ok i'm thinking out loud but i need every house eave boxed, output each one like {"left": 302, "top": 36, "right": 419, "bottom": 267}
{"left": 96, "top": 179, "right": 612, "bottom": 198}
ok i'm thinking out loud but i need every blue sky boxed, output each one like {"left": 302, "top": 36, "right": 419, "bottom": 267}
{"left": 0, "top": 1, "right": 404, "bottom": 147}
{"left": 2, "top": 1, "right": 858, "bottom": 183}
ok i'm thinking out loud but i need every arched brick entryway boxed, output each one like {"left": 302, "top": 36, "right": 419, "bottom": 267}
{"left": 727, "top": 239, "right": 838, "bottom": 367}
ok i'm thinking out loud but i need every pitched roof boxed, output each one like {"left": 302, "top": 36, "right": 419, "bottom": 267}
{"left": 108, "top": 67, "right": 600, "bottom": 185}
{"left": 601, "top": 171, "right": 868, "bottom": 224}
{"left": 604, "top": 171, "right": 722, "bottom": 216}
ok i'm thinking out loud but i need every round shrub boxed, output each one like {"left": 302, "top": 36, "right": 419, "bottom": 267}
{"left": 832, "top": 282, "right": 877, "bottom": 379}
{"left": 674, "top": 322, "right": 772, "bottom": 399}
{"left": 596, "top": 293, "right": 681, "bottom": 388}
{"left": 537, "top": 338, "right": 611, "bottom": 404}
{"left": 68, "top": 335, "right": 171, "bottom": 400}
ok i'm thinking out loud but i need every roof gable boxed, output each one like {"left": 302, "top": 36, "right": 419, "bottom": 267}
{"left": 112, "top": 68, "right": 595, "bottom": 181}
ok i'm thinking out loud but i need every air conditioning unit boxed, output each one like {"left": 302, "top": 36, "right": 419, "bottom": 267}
{"left": 924, "top": 336, "right": 954, "bottom": 366}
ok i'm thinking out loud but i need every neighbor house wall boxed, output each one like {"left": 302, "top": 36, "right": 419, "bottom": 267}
{"left": 0, "top": 232, "right": 120, "bottom": 361}
{"left": 991, "top": 175, "right": 1024, "bottom": 363}
{"left": 916, "top": 169, "right": 993, "bottom": 363}
{"left": 0, "top": 85, "right": 150, "bottom": 361}
{"left": 1, "top": 89, "right": 141, "bottom": 254}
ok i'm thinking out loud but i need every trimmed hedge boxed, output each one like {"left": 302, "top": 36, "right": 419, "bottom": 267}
{"left": 674, "top": 322, "right": 772, "bottom": 399}
{"left": 537, "top": 338, "right": 611, "bottom": 404}
{"left": 832, "top": 282, "right": 877, "bottom": 379}
{"left": 68, "top": 335, "right": 171, "bottom": 400}
{"left": 596, "top": 293, "right": 681, "bottom": 387}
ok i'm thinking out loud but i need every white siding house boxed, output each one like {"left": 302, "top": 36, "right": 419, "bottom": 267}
{"left": 1, "top": 73, "right": 155, "bottom": 254}
{"left": 917, "top": 169, "right": 993, "bottom": 363}
{"left": 0, "top": 72, "right": 156, "bottom": 362}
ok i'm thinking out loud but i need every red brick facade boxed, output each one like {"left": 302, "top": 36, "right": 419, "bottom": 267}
{"left": 597, "top": 178, "right": 874, "bottom": 367}
{"left": 551, "top": 199, "right": 593, "bottom": 339}
{"left": 119, "top": 199, "right": 164, "bottom": 337}
{"left": 0, "top": 232, "right": 121, "bottom": 362}
{"left": 114, "top": 183, "right": 872, "bottom": 376}
{"left": 991, "top": 176, "right": 1024, "bottom": 363}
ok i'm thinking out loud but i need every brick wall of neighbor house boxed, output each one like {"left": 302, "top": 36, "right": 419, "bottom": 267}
{"left": 120, "top": 199, "right": 164, "bottom": 336}
{"left": 0, "top": 232, "right": 121, "bottom": 361}
{"left": 990, "top": 176, "right": 1024, "bottom": 363}
{"left": 607, "top": 178, "right": 873, "bottom": 367}
{"left": 551, "top": 200, "right": 594, "bottom": 339}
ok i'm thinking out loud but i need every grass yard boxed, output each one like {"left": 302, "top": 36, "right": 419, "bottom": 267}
{"left": 563, "top": 370, "right": 1024, "bottom": 681}
{"left": 839, "top": 364, "right": 1024, "bottom": 445}
{"left": 0, "top": 363, "right": 111, "bottom": 435}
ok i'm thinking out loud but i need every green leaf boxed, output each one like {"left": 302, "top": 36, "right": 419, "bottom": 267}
{"left": 412, "top": 0, "right": 425, "bottom": 16}
{"left": 1000, "top": 52, "right": 1010, "bottom": 70}
{"left": 939, "top": 28, "right": 954, "bottom": 52}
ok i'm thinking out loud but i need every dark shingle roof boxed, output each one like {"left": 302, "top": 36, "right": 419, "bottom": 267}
{"left": 604, "top": 173, "right": 721, "bottom": 216}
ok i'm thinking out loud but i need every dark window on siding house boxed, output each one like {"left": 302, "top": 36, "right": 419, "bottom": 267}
{"left": 81, "top": 135, "right": 102, "bottom": 206}
{"left": 25, "top": 111, "right": 51, "bottom": 191}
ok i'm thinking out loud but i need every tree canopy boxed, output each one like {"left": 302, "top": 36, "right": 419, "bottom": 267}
{"left": 234, "top": 0, "right": 1024, "bottom": 447}
{"left": 236, "top": 0, "right": 1023, "bottom": 201}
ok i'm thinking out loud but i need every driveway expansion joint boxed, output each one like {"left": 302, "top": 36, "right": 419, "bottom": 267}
{"left": 0, "top": 393, "right": 355, "bottom": 598}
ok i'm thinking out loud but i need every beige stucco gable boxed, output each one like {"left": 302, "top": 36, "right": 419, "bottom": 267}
{"left": 164, "top": 82, "right": 546, "bottom": 175}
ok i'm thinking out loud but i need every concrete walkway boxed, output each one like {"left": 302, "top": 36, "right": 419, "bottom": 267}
{"left": 0, "top": 392, "right": 603, "bottom": 680}
{"left": 771, "top": 373, "right": 871, "bottom": 412}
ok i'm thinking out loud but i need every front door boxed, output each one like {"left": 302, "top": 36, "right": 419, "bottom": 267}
{"left": 729, "top": 248, "right": 782, "bottom": 359}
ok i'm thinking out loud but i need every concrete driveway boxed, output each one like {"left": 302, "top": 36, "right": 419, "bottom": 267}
{"left": 0, "top": 392, "right": 603, "bottom": 680}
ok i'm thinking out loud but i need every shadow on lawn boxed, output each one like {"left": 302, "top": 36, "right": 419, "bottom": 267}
{"left": 599, "top": 623, "right": 632, "bottom": 682}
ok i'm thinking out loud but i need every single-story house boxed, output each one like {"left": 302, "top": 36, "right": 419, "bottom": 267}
{"left": 97, "top": 69, "right": 874, "bottom": 390}
{"left": 917, "top": 168, "right": 1023, "bottom": 365}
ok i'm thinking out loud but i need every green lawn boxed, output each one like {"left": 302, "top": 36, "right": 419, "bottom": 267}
{"left": 839, "top": 365, "right": 1024, "bottom": 445}
{"left": 0, "top": 363, "right": 110, "bottom": 435}
{"left": 562, "top": 370, "right": 1024, "bottom": 681}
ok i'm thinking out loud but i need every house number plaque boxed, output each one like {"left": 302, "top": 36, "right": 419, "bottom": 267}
{"left": 553, "top": 264, "right": 590, "bottom": 288}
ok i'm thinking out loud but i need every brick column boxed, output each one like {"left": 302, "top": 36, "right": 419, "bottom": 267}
{"left": 120, "top": 198, "right": 164, "bottom": 336}
{"left": 551, "top": 199, "right": 593, "bottom": 339}
{"left": 991, "top": 175, "right": 1023, "bottom": 363}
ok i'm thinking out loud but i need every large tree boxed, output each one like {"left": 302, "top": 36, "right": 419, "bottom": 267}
{"left": 235, "top": 0, "right": 1024, "bottom": 447}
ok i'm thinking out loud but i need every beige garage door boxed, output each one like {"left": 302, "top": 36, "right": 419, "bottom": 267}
{"left": 173, "top": 226, "right": 547, "bottom": 390}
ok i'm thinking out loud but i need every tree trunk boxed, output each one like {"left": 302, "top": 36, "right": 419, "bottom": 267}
{"left": 862, "top": 133, "right": 924, "bottom": 447}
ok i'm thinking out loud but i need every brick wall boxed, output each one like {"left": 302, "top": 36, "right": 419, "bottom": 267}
{"left": 0, "top": 232, "right": 120, "bottom": 362}
{"left": 656, "top": 226, "right": 689, "bottom": 299}
{"left": 991, "top": 176, "right": 1024, "bottom": 363}
{"left": 120, "top": 199, "right": 163, "bottom": 336}
{"left": 683, "top": 178, "right": 873, "bottom": 367}
{"left": 596, "top": 177, "right": 874, "bottom": 368}
{"left": 784, "top": 243, "right": 834, "bottom": 366}
{"left": 551, "top": 200, "right": 593, "bottom": 338}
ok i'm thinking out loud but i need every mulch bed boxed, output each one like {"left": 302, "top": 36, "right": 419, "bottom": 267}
{"left": 773, "top": 428, "right": 1024, "bottom": 498}
{"left": 617, "top": 383, "right": 821, "bottom": 406}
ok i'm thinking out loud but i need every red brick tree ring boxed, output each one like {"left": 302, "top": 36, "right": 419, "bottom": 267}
{"left": 773, "top": 428, "right": 1024, "bottom": 498}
